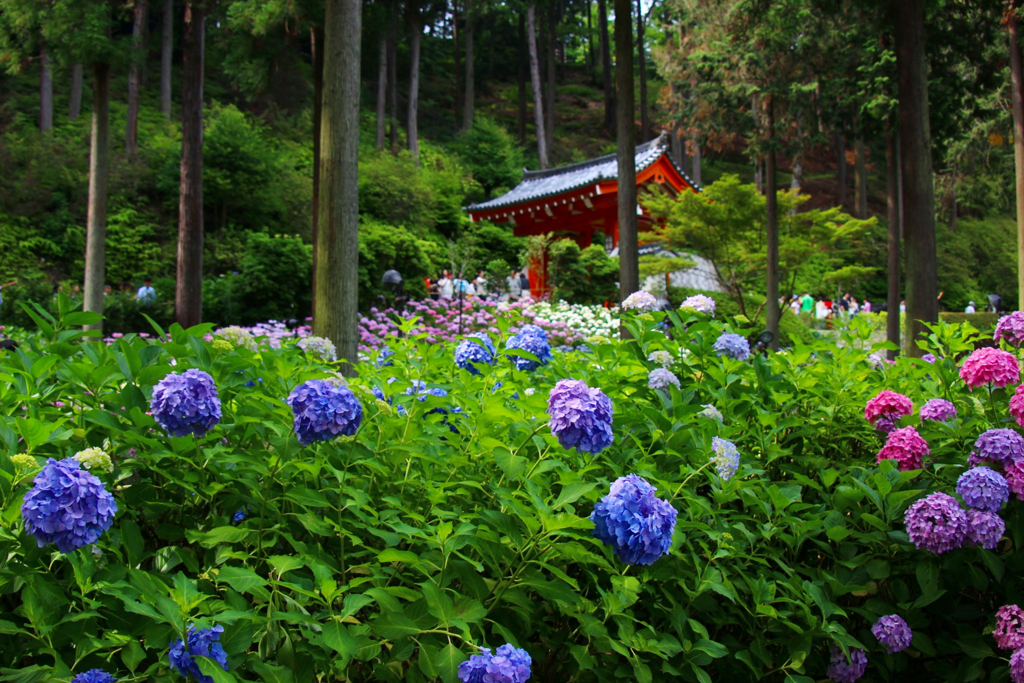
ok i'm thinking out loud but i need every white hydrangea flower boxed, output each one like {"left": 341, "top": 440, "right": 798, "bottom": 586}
{"left": 74, "top": 447, "right": 114, "bottom": 473}
{"left": 648, "top": 350, "right": 674, "bottom": 367}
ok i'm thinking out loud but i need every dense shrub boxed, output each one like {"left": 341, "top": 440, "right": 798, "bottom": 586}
{"left": 454, "top": 117, "right": 524, "bottom": 199}
{"left": 358, "top": 219, "right": 438, "bottom": 309}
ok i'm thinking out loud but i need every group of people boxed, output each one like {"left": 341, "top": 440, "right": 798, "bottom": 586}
{"left": 425, "top": 269, "right": 532, "bottom": 302}
{"left": 788, "top": 292, "right": 881, "bottom": 329}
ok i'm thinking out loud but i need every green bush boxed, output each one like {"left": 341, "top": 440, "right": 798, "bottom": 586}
{"left": 454, "top": 117, "right": 524, "bottom": 199}
{"left": 358, "top": 219, "right": 437, "bottom": 309}
{"left": 939, "top": 311, "right": 999, "bottom": 330}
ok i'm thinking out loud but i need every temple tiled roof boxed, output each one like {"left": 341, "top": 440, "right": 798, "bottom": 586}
{"left": 465, "top": 133, "right": 700, "bottom": 212}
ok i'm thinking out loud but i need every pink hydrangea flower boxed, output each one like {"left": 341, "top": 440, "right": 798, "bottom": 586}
{"left": 864, "top": 390, "right": 913, "bottom": 431}
{"left": 1004, "top": 460, "right": 1024, "bottom": 501}
{"left": 1011, "top": 385, "right": 1024, "bottom": 429}
{"left": 959, "top": 347, "right": 1020, "bottom": 389}
{"left": 877, "top": 426, "right": 929, "bottom": 471}
{"left": 995, "top": 605, "right": 1024, "bottom": 650}
{"left": 995, "top": 311, "right": 1024, "bottom": 346}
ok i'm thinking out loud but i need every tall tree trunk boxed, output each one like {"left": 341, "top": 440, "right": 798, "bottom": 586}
{"left": 1010, "top": 0, "right": 1024, "bottom": 309}
{"left": 885, "top": 117, "right": 901, "bottom": 358}
{"left": 83, "top": 62, "right": 111, "bottom": 332}
{"left": 161, "top": 0, "right": 173, "bottom": 118}
{"left": 526, "top": 2, "right": 548, "bottom": 168}
{"left": 463, "top": 1, "right": 474, "bottom": 131}
{"left": 453, "top": 1, "right": 462, "bottom": 124}
{"left": 636, "top": 0, "right": 648, "bottom": 139}
{"left": 834, "top": 128, "right": 847, "bottom": 208}
{"left": 68, "top": 63, "right": 83, "bottom": 121}
{"left": 407, "top": 7, "right": 421, "bottom": 162}
{"left": 312, "top": 25, "right": 324, "bottom": 321}
{"left": 126, "top": 0, "right": 148, "bottom": 157}
{"left": 518, "top": 13, "right": 528, "bottom": 145}
{"left": 765, "top": 95, "right": 779, "bottom": 350}
{"left": 895, "top": 0, "right": 938, "bottom": 356}
{"left": 615, "top": 0, "right": 638, "bottom": 323}
{"left": 315, "top": 0, "right": 362, "bottom": 372}
{"left": 387, "top": 23, "right": 398, "bottom": 153}
{"left": 598, "top": 0, "right": 614, "bottom": 133}
{"left": 544, "top": 4, "right": 556, "bottom": 150}
{"left": 175, "top": 2, "right": 205, "bottom": 328}
{"left": 692, "top": 138, "right": 702, "bottom": 186}
{"left": 375, "top": 34, "right": 387, "bottom": 148}
{"left": 854, "top": 133, "right": 868, "bottom": 217}
{"left": 586, "top": 0, "right": 594, "bottom": 77}
{"left": 39, "top": 49, "right": 53, "bottom": 132}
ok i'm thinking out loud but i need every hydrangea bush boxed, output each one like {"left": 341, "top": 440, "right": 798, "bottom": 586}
{"left": 4, "top": 302, "right": 1024, "bottom": 681}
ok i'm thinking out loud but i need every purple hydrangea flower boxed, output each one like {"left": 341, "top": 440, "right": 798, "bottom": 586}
{"left": 920, "top": 398, "right": 957, "bottom": 422}
{"left": 680, "top": 294, "right": 716, "bottom": 315}
{"left": 286, "top": 379, "right": 363, "bottom": 446}
{"left": 621, "top": 290, "right": 658, "bottom": 312}
{"left": 590, "top": 474, "right": 678, "bottom": 565}
{"left": 506, "top": 328, "right": 552, "bottom": 372}
{"left": 904, "top": 492, "right": 968, "bottom": 554}
{"left": 713, "top": 333, "right": 750, "bottom": 361}
{"left": 22, "top": 458, "right": 117, "bottom": 553}
{"left": 455, "top": 334, "right": 496, "bottom": 375}
{"left": 648, "top": 368, "right": 680, "bottom": 390}
{"left": 995, "top": 311, "right": 1024, "bottom": 346}
{"left": 970, "top": 429, "right": 1024, "bottom": 467}
{"left": 921, "top": 353, "right": 937, "bottom": 363}
{"left": 297, "top": 335, "right": 338, "bottom": 362}
{"left": 457, "top": 643, "right": 532, "bottom": 683}
{"left": 1012, "top": 649, "right": 1024, "bottom": 683}
{"left": 827, "top": 646, "right": 867, "bottom": 683}
{"left": 966, "top": 509, "right": 1005, "bottom": 550}
{"left": 547, "top": 379, "right": 614, "bottom": 454}
{"left": 71, "top": 670, "right": 117, "bottom": 683}
{"left": 956, "top": 466, "right": 1009, "bottom": 512}
{"left": 872, "top": 615, "right": 912, "bottom": 654}
{"left": 168, "top": 624, "right": 229, "bottom": 683}
{"left": 150, "top": 369, "right": 222, "bottom": 438}
{"left": 995, "top": 605, "right": 1024, "bottom": 650}
{"left": 711, "top": 437, "right": 740, "bottom": 481}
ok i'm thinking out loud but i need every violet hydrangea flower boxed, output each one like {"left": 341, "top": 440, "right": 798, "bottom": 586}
{"left": 286, "top": 379, "right": 363, "bottom": 446}
{"left": 168, "top": 624, "right": 229, "bottom": 683}
{"left": 920, "top": 398, "right": 956, "bottom": 422}
{"left": 714, "top": 333, "right": 750, "bottom": 361}
{"left": 956, "top": 466, "right": 1009, "bottom": 512}
{"left": 680, "top": 294, "right": 716, "bottom": 315}
{"left": 22, "top": 458, "right": 117, "bottom": 553}
{"left": 970, "top": 429, "right": 1024, "bottom": 467}
{"left": 455, "top": 333, "right": 496, "bottom": 375}
{"left": 864, "top": 390, "right": 913, "bottom": 432}
{"left": 1011, "top": 649, "right": 1024, "bottom": 683}
{"left": 995, "top": 605, "right": 1024, "bottom": 650}
{"left": 710, "top": 436, "right": 740, "bottom": 481}
{"left": 590, "top": 474, "right": 678, "bottom": 565}
{"left": 995, "top": 311, "right": 1024, "bottom": 346}
{"left": 904, "top": 492, "right": 968, "bottom": 554}
{"left": 648, "top": 368, "right": 680, "bottom": 390}
{"left": 966, "top": 509, "right": 1005, "bottom": 549}
{"left": 457, "top": 643, "right": 532, "bottom": 683}
{"left": 150, "top": 369, "right": 222, "bottom": 438}
{"left": 621, "top": 290, "right": 658, "bottom": 312}
{"left": 826, "top": 646, "right": 867, "bottom": 683}
{"left": 876, "top": 426, "right": 929, "bottom": 471}
{"left": 872, "top": 615, "right": 912, "bottom": 654}
{"left": 959, "top": 347, "right": 1020, "bottom": 389}
{"left": 547, "top": 379, "right": 614, "bottom": 454}
{"left": 71, "top": 671, "right": 117, "bottom": 683}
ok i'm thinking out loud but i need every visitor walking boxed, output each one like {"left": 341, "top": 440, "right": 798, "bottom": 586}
{"left": 136, "top": 279, "right": 156, "bottom": 304}
{"left": 507, "top": 270, "right": 522, "bottom": 301}
{"left": 474, "top": 270, "right": 488, "bottom": 298}
{"left": 438, "top": 271, "right": 454, "bottom": 299}
{"left": 965, "top": 300, "right": 976, "bottom": 313}
{"left": 519, "top": 271, "right": 531, "bottom": 299}
{"left": 800, "top": 292, "right": 814, "bottom": 314}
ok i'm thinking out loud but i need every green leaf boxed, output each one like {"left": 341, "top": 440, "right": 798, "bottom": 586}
{"left": 186, "top": 526, "right": 251, "bottom": 548}
{"left": 371, "top": 612, "right": 422, "bottom": 640}
{"left": 196, "top": 657, "right": 237, "bottom": 683}
{"left": 434, "top": 643, "right": 464, "bottom": 683}
{"left": 378, "top": 548, "right": 419, "bottom": 564}
{"left": 217, "top": 566, "right": 268, "bottom": 595}
{"left": 322, "top": 620, "right": 358, "bottom": 658}
{"left": 552, "top": 482, "right": 597, "bottom": 510}
{"left": 120, "top": 639, "right": 145, "bottom": 673}
{"left": 250, "top": 662, "right": 294, "bottom": 683}
{"left": 284, "top": 487, "right": 332, "bottom": 509}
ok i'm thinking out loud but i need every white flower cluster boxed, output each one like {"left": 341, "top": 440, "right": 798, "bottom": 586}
{"left": 524, "top": 301, "right": 619, "bottom": 339}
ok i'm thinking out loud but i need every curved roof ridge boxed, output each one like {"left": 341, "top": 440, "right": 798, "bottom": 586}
{"left": 520, "top": 136, "right": 666, "bottom": 180}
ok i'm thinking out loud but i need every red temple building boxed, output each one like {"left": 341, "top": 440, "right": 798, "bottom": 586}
{"left": 465, "top": 133, "right": 700, "bottom": 294}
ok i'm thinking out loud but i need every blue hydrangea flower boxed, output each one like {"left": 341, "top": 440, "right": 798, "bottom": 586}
{"left": 590, "top": 474, "right": 678, "bottom": 565}
{"left": 297, "top": 335, "right": 338, "bottom": 362}
{"left": 872, "top": 615, "right": 912, "bottom": 654}
{"left": 455, "top": 334, "right": 496, "bottom": 375}
{"left": 713, "top": 333, "right": 750, "bottom": 361}
{"left": 400, "top": 382, "right": 461, "bottom": 433}
{"left": 966, "top": 509, "right": 1005, "bottom": 550}
{"left": 457, "top": 643, "right": 532, "bottom": 683}
{"left": 150, "top": 369, "right": 222, "bottom": 438}
{"left": 71, "top": 670, "right": 117, "bottom": 683}
{"left": 375, "top": 347, "right": 395, "bottom": 368}
{"left": 22, "top": 458, "right": 117, "bottom": 553}
{"left": 168, "top": 624, "right": 229, "bottom": 683}
{"left": 506, "top": 328, "right": 552, "bottom": 372}
{"left": 827, "top": 646, "right": 867, "bottom": 683}
{"left": 648, "top": 368, "right": 680, "bottom": 390}
{"left": 970, "top": 429, "right": 1024, "bottom": 467}
{"left": 710, "top": 437, "right": 740, "bottom": 481}
{"left": 547, "top": 379, "right": 614, "bottom": 454}
{"left": 956, "top": 466, "right": 1009, "bottom": 512}
{"left": 286, "top": 379, "right": 363, "bottom": 446}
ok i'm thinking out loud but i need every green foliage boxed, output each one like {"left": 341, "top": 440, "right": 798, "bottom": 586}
{"left": 454, "top": 117, "right": 524, "bottom": 199}
{"left": 546, "top": 239, "right": 620, "bottom": 304}
{"left": 103, "top": 205, "right": 169, "bottom": 284}
{"left": 358, "top": 219, "right": 438, "bottom": 309}
{"left": 936, "top": 217, "right": 1019, "bottom": 312}
{"left": 464, "top": 222, "right": 525, "bottom": 276}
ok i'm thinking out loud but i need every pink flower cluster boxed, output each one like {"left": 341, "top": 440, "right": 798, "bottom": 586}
{"left": 1011, "top": 385, "right": 1024, "bottom": 429}
{"left": 959, "top": 347, "right": 1020, "bottom": 389}
{"left": 877, "top": 426, "right": 929, "bottom": 471}
{"left": 864, "top": 390, "right": 913, "bottom": 432}
{"left": 995, "top": 312, "right": 1024, "bottom": 347}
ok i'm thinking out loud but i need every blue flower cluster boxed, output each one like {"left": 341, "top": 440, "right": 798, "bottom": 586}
{"left": 970, "top": 428, "right": 1024, "bottom": 467}
{"left": 457, "top": 643, "right": 532, "bottom": 683}
{"left": 286, "top": 379, "right": 363, "bottom": 446}
{"left": 22, "top": 458, "right": 117, "bottom": 553}
{"left": 827, "top": 646, "right": 867, "bottom": 683}
{"left": 547, "top": 379, "right": 614, "bottom": 454}
{"left": 956, "top": 466, "right": 1009, "bottom": 512}
{"left": 713, "top": 333, "right": 750, "bottom": 361}
{"left": 455, "top": 333, "right": 496, "bottom": 375}
{"left": 872, "top": 614, "right": 912, "bottom": 654}
{"left": 168, "top": 624, "right": 229, "bottom": 683}
{"left": 71, "top": 670, "right": 117, "bottom": 683}
{"left": 400, "top": 381, "right": 462, "bottom": 433}
{"left": 967, "top": 509, "right": 1005, "bottom": 549}
{"left": 375, "top": 346, "right": 395, "bottom": 368}
{"left": 590, "top": 474, "right": 678, "bottom": 565}
{"left": 710, "top": 437, "right": 741, "bottom": 481}
{"left": 506, "top": 325, "right": 552, "bottom": 371}
{"left": 150, "top": 369, "right": 222, "bottom": 438}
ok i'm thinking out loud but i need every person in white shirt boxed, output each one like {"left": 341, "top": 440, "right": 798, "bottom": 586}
{"left": 474, "top": 270, "right": 488, "bottom": 297}
{"left": 965, "top": 301, "right": 976, "bottom": 313}
{"left": 136, "top": 279, "right": 156, "bottom": 304}
{"left": 438, "top": 272, "right": 454, "bottom": 299}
